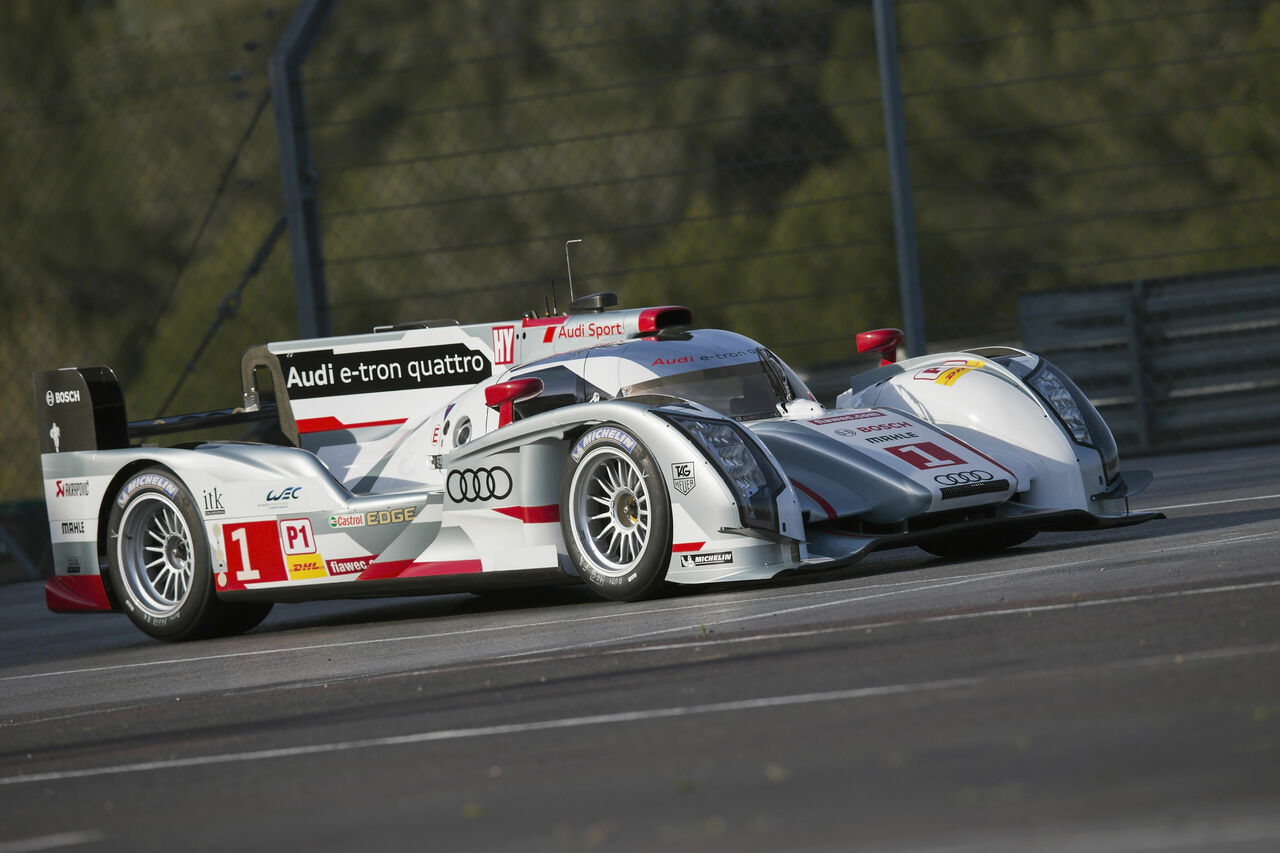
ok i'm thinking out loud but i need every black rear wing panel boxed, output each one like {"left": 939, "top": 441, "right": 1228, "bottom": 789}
{"left": 34, "top": 355, "right": 293, "bottom": 453}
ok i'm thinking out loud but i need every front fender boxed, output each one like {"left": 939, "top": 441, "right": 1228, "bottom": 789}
{"left": 449, "top": 400, "right": 806, "bottom": 583}
{"left": 840, "top": 353, "right": 1099, "bottom": 511}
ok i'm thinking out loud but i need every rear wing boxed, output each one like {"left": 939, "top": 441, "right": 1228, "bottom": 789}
{"left": 34, "top": 366, "right": 278, "bottom": 455}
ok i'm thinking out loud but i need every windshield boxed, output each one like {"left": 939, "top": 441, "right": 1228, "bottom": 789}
{"left": 620, "top": 350, "right": 812, "bottom": 421}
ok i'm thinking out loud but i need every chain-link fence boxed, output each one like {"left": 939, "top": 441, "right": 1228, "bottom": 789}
{"left": 1, "top": 5, "right": 293, "bottom": 498}
{"left": 4, "top": 1, "right": 1279, "bottom": 575}
{"left": 303, "top": 0, "right": 1279, "bottom": 389}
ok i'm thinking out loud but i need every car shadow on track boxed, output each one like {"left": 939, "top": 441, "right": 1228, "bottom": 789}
{"left": 241, "top": 503, "right": 1278, "bottom": 638}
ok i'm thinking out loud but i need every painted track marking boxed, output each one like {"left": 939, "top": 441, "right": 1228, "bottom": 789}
{"left": 3, "top": 641, "right": 1277, "bottom": 788}
{"left": 3, "top": 528, "right": 1276, "bottom": 687}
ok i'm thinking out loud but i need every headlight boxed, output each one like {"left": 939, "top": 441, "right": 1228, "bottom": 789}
{"left": 659, "top": 412, "right": 786, "bottom": 533}
{"left": 1028, "top": 369, "right": 1090, "bottom": 443}
{"left": 1021, "top": 358, "right": 1120, "bottom": 482}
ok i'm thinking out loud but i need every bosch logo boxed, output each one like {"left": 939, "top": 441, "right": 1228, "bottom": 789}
{"left": 933, "top": 470, "right": 994, "bottom": 486}
{"left": 46, "top": 389, "right": 80, "bottom": 406}
{"left": 447, "top": 467, "right": 513, "bottom": 502}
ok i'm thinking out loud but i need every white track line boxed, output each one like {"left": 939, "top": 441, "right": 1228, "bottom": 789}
{"left": 4, "top": 527, "right": 1276, "bottom": 686}
{"left": 4, "top": 640, "right": 1277, "bottom": 788}
{"left": 870, "top": 814, "right": 1280, "bottom": 853}
{"left": 0, "top": 832, "right": 105, "bottom": 853}
{"left": 0, "top": 676, "right": 981, "bottom": 787}
{"left": 1146, "top": 492, "right": 1280, "bottom": 512}
{"left": 525, "top": 530, "right": 1280, "bottom": 652}
{"left": 0, "top": 569, "right": 1021, "bottom": 685}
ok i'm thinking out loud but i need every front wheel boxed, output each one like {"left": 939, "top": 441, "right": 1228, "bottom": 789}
{"left": 561, "top": 425, "right": 672, "bottom": 601}
{"left": 107, "top": 467, "right": 271, "bottom": 641}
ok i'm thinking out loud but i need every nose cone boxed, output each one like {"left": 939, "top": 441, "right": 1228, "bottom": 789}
{"left": 749, "top": 421, "right": 932, "bottom": 524}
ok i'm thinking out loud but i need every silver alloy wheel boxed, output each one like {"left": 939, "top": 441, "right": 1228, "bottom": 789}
{"left": 117, "top": 492, "right": 194, "bottom": 618}
{"left": 571, "top": 446, "right": 652, "bottom": 576}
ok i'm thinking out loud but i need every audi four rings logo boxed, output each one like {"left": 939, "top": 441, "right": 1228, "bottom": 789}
{"left": 933, "top": 469, "right": 994, "bottom": 485}
{"left": 447, "top": 467, "right": 513, "bottom": 502}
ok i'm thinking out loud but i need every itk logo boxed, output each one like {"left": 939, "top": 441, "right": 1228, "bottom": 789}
{"left": 202, "top": 488, "right": 225, "bottom": 516}
{"left": 492, "top": 325, "right": 516, "bottom": 365}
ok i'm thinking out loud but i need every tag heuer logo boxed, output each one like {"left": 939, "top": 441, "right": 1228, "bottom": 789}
{"left": 672, "top": 461, "right": 695, "bottom": 495}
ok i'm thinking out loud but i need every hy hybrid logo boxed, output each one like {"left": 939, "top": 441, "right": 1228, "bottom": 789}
{"left": 492, "top": 326, "right": 516, "bottom": 365}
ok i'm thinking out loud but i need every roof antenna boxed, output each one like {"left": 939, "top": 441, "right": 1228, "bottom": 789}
{"left": 564, "top": 238, "right": 582, "bottom": 303}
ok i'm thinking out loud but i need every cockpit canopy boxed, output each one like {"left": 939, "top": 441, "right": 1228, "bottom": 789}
{"left": 513, "top": 329, "right": 815, "bottom": 422}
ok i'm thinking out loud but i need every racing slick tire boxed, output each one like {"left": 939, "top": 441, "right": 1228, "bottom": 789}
{"left": 106, "top": 467, "right": 272, "bottom": 641}
{"left": 919, "top": 529, "right": 1036, "bottom": 559}
{"left": 561, "top": 424, "right": 672, "bottom": 602}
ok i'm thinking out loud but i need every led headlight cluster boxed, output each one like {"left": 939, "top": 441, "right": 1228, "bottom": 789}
{"left": 1028, "top": 369, "right": 1090, "bottom": 443}
{"left": 660, "top": 412, "right": 785, "bottom": 533}
{"left": 1012, "top": 356, "right": 1119, "bottom": 482}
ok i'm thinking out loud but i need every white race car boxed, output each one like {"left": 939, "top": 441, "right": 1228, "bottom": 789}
{"left": 35, "top": 292, "right": 1159, "bottom": 640}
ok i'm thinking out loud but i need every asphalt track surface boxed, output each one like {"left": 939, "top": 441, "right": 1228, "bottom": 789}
{"left": 1, "top": 444, "right": 1278, "bottom": 853}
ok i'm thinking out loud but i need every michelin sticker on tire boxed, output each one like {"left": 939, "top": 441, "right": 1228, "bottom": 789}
{"left": 570, "top": 426, "right": 638, "bottom": 461}
{"left": 117, "top": 472, "right": 179, "bottom": 507}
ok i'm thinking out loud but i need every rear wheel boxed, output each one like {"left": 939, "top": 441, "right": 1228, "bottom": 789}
{"left": 919, "top": 529, "right": 1035, "bottom": 559}
{"left": 561, "top": 425, "right": 672, "bottom": 601}
{"left": 107, "top": 467, "right": 271, "bottom": 641}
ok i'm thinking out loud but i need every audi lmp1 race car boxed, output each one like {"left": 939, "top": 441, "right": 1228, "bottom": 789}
{"left": 35, "top": 291, "right": 1160, "bottom": 640}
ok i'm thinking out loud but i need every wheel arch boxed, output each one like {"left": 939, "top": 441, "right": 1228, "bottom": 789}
{"left": 95, "top": 458, "right": 180, "bottom": 610}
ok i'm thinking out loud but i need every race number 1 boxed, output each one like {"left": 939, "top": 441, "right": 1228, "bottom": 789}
{"left": 221, "top": 521, "right": 287, "bottom": 586}
{"left": 883, "top": 441, "right": 966, "bottom": 470}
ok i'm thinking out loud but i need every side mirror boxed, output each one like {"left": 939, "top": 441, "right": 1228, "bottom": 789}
{"left": 484, "top": 377, "right": 544, "bottom": 427}
{"left": 856, "top": 328, "right": 904, "bottom": 367}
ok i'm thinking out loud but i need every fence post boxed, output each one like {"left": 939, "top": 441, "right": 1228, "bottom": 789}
{"left": 1126, "top": 280, "right": 1152, "bottom": 451}
{"left": 270, "top": 0, "right": 336, "bottom": 339}
{"left": 872, "top": 0, "right": 927, "bottom": 357}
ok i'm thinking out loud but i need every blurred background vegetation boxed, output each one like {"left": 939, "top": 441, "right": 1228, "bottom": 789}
{"left": 3, "top": 0, "right": 1278, "bottom": 507}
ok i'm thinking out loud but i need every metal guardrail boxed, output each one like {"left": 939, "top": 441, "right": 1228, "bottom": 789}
{"left": 1019, "top": 267, "right": 1280, "bottom": 453}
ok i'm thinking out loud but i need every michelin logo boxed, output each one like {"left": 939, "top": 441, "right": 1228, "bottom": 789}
{"left": 571, "top": 427, "right": 637, "bottom": 462}
{"left": 680, "top": 551, "right": 732, "bottom": 568}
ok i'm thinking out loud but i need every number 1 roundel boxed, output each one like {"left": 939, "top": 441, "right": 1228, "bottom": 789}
{"left": 882, "top": 442, "right": 966, "bottom": 470}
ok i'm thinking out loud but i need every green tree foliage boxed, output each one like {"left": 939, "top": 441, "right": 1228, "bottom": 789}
{"left": 3, "top": 0, "right": 1276, "bottom": 500}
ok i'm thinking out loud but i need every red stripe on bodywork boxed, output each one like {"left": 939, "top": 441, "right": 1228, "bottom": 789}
{"left": 671, "top": 541, "right": 705, "bottom": 553}
{"left": 45, "top": 575, "right": 112, "bottom": 612}
{"left": 790, "top": 478, "right": 837, "bottom": 520}
{"left": 359, "top": 559, "right": 483, "bottom": 580}
{"left": 297, "top": 416, "right": 408, "bottom": 435}
{"left": 934, "top": 432, "right": 1019, "bottom": 482}
{"left": 493, "top": 505, "right": 560, "bottom": 523}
